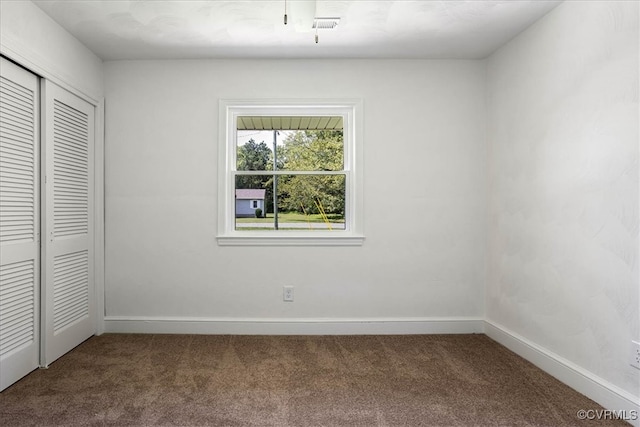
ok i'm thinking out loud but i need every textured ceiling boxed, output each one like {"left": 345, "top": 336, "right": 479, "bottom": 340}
{"left": 32, "top": 0, "right": 562, "bottom": 60}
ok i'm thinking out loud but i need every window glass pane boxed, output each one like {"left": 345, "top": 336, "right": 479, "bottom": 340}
{"left": 278, "top": 130, "right": 343, "bottom": 171}
{"left": 235, "top": 175, "right": 273, "bottom": 217}
{"left": 236, "top": 117, "right": 344, "bottom": 172}
{"left": 236, "top": 136, "right": 273, "bottom": 171}
{"left": 235, "top": 174, "right": 345, "bottom": 231}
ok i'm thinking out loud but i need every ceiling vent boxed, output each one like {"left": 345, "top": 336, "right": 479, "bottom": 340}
{"left": 312, "top": 18, "right": 340, "bottom": 30}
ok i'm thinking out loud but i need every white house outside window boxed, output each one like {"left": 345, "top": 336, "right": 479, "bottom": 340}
{"left": 217, "top": 100, "right": 364, "bottom": 246}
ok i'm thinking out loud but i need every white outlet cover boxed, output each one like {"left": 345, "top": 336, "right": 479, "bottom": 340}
{"left": 283, "top": 286, "right": 294, "bottom": 302}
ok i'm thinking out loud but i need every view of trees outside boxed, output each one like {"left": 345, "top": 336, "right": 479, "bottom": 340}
{"left": 235, "top": 129, "right": 345, "bottom": 230}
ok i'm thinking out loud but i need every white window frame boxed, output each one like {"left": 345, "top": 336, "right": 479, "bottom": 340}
{"left": 217, "top": 99, "right": 364, "bottom": 246}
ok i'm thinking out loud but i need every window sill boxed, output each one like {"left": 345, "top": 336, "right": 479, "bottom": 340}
{"left": 216, "top": 233, "right": 365, "bottom": 247}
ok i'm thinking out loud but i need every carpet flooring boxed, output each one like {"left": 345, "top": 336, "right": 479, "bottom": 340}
{"left": 0, "top": 334, "right": 629, "bottom": 426}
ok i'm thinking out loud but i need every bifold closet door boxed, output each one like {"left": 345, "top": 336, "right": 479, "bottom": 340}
{"left": 41, "top": 80, "right": 94, "bottom": 366}
{"left": 0, "top": 57, "right": 40, "bottom": 391}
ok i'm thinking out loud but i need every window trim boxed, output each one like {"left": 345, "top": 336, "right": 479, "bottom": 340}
{"left": 217, "top": 99, "right": 364, "bottom": 246}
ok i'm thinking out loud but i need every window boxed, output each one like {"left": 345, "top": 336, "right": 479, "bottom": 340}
{"left": 217, "top": 99, "right": 364, "bottom": 246}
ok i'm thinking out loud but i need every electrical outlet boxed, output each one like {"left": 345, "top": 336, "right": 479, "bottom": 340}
{"left": 283, "top": 286, "right": 294, "bottom": 302}
{"left": 631, "top": 341, "right": 640, "bottom": 370}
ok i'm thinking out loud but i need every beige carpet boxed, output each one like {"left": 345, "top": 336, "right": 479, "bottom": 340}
{"left": 0, "top": 334, "right": 628, "bottom": 426}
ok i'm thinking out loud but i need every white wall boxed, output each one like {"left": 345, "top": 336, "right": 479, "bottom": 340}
{"left": 103, "top": 59, "right": 486, "bottom": 325}
{"left": 486, "top": 0, "right": 639, "bottom": 402}
{"left": 0, "top": 0, "right": 103, "bottom": 101}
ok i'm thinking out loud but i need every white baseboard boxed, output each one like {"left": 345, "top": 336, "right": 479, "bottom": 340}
{"left": 103, "top": 316, "right": 485, "bottom": 335}
{"left": 485, "top": 320, "right": 640, "bottom": 427}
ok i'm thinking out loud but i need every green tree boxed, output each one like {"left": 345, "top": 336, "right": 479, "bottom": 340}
{"left": 237, "top": 138, "right": 271, "bottom": 172}
{"left": 278, "top": 130, "right": 345, "bottom": 215}
{"left": 280, "top": 130, "right": 343, "bottom": 171}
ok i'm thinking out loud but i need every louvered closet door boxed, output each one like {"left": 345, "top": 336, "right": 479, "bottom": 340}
{"left": 0, "top": 57, "right": 40, "bottom": 391}
{"left": 41, "top": 80, "right": 94, "bottom": 366}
